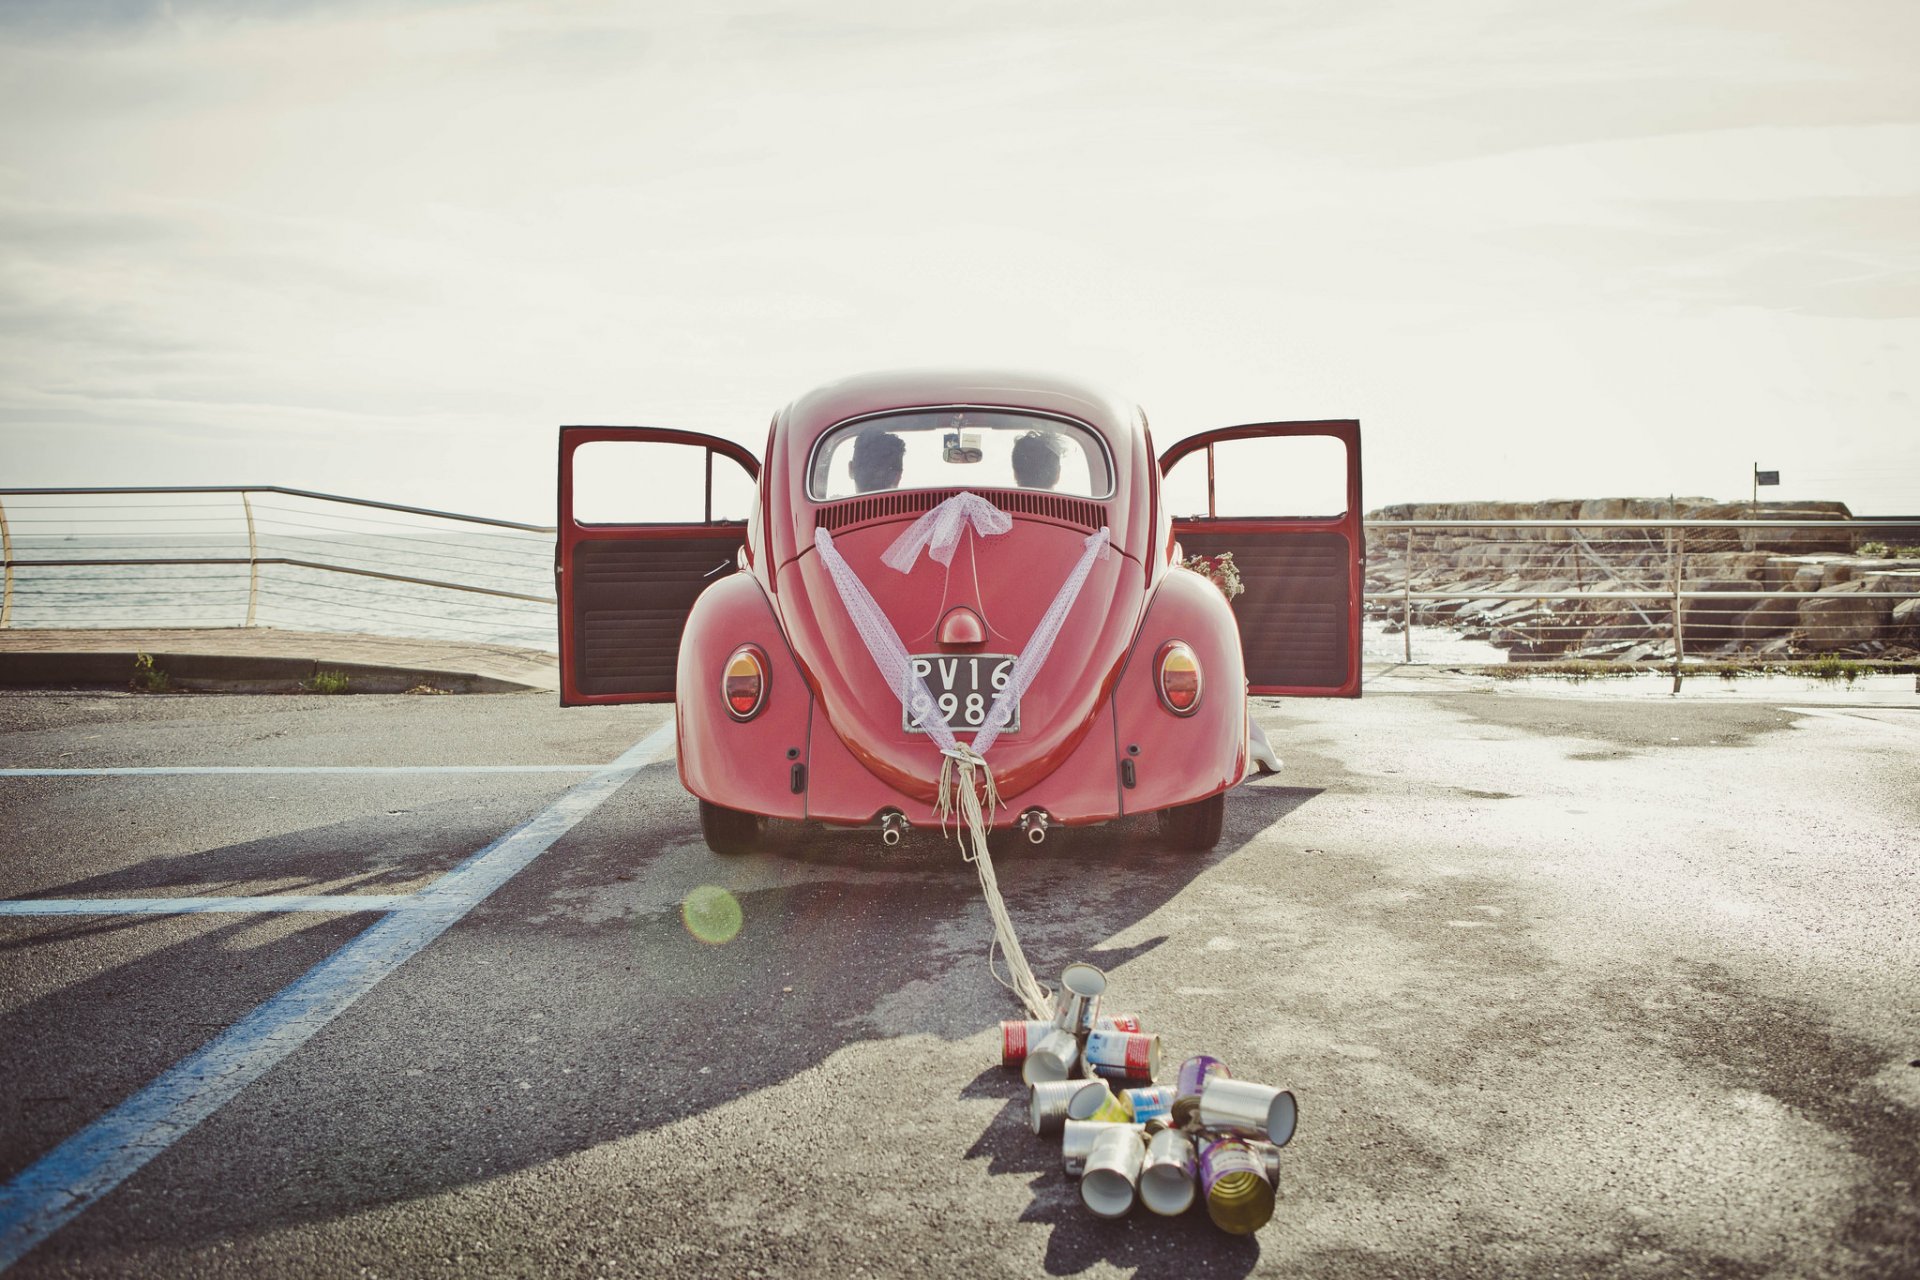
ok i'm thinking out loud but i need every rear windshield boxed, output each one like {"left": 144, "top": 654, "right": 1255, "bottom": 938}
{"left": 808, "top": 411, "right": 1114, "bottom": 502}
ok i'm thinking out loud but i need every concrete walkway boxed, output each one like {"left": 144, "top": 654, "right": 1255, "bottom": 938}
{"left": 0, "top": 628, "right": 559, "bottom": 694}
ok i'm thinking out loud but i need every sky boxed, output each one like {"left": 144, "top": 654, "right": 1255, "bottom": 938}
{"left": 1, "top": 0, "right": 1915, "bottom": 523}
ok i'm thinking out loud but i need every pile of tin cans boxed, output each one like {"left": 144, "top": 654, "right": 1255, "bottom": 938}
{"left": 1000, "top": 962, "right": 1297, "bottom": 1234}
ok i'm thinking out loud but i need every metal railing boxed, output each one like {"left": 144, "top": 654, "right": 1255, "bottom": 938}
{"left": 1361, "top": 516, "right": 1920, "bottom": 681}
{"left": 0, "top": 487, "right": 557, "bottom": 650}
{"left": 4, "top": 489, "right": 1916, "bottom": 673}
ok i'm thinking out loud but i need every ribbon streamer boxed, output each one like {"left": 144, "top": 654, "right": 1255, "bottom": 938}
{"left": 813, "top": 492, "right": 1114, "bottom": 1019}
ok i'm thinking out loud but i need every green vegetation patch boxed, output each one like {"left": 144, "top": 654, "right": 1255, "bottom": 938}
{"left": 302, "top": 669, "right": 352, "bottom": 695}
{"left": 130, "top": 652, "right": 171, "bottom": 693}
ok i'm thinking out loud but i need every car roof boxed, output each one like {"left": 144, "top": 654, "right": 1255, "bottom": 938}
{"left": 782, "top": 368, "right": 1142, "bottom": 444}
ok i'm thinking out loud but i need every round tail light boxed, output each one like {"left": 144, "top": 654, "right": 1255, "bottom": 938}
{"left": 1156, "top": 641, "right": 1202, "bottom": 716}
{"left": 722, "top": 646, "right": 768, "bottom": 720}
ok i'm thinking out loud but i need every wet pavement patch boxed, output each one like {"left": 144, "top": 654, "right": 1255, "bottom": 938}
{"left": 1598, "top": 959, "right": 1920, "bottom": 1273}
{"left": 1435, "top": 694, "right": 1804, "bottom": 751}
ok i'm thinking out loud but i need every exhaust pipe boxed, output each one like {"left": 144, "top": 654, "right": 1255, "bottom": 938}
{"left": 1019, "top": 809, "right": 1051, "bottom": 845}
{"left": 880, "top": 811, "right": 909, "bottom": 846}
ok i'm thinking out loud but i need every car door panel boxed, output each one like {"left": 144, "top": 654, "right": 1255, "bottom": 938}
{"left": 1159, "top": 420, "right": 1363, "bottom": 698}
{"left": 557, "top": 426, "right": 760, "bottom": 705}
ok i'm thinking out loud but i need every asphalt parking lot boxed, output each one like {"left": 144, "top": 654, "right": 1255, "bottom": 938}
{"left": 0, "top": 681, "right": 1915, "bottom": 1278}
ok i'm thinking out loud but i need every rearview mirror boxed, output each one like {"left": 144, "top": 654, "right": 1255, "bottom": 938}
{"left": 942, "top": 430, "right": 983, "bottom": 464}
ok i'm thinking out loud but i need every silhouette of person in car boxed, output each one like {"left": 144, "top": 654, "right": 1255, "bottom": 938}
{"left": 850, "top": 429, "right": 905, "bottom": 493}
{"left": 1011, "top": 429, "right": 1066, "bottom": 490}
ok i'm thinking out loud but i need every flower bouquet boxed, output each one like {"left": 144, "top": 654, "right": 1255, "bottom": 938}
{"left": 1180, "top": 550, "right": 1245, "bottom": 603}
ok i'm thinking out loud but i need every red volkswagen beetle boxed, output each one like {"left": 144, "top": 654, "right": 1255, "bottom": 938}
{"left": 556, "top": 370, "right": 1362, "bottom": 854}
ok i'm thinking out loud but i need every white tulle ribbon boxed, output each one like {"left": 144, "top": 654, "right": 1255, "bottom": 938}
{"left": 812, "top": 492, "right": 1114, "bottom": 1019}
{"left": 971, "top": 525, "right": 1110, "bottom": 755}
{"left": 814, "top": 525, "right": 956, "bottom": 753}
{"left": 881, "top": 491, "right": 1013, "bottom": 573}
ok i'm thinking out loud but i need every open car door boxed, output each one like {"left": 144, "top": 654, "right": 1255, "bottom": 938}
{"left": 557, "top": 427, "right": 761, "bottom": 705}
{"left": 1159, "top": 420, "right": 1364, "bottom": 697}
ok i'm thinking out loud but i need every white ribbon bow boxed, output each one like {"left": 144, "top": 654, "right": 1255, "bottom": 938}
{"left": 881, "top": 491, "right": 1013, "bottom": 573}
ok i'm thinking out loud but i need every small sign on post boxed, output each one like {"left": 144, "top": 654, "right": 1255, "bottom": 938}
{"left": 1752, "top": 464, "right": 1780, "bottom": 512}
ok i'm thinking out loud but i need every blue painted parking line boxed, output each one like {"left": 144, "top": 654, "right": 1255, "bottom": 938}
{"left": 0, "top": 765, "right": 601, "bottom": 776}
{"left": 0, "top": 717, "right": 677, "bottom": 1272}
{"left": 0, "top": 896, "right": 422, "bottom": 916}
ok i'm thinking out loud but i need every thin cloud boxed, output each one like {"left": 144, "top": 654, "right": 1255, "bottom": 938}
{"left": 0, "top": 0, "right": 1914, "bottom": 516}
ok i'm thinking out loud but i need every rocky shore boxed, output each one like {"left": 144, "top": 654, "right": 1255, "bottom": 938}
{"left": 1365, "top": 499, "right": 1920, "bottom": 662}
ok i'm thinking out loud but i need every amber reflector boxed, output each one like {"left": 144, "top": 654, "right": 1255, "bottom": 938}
{"left": 1157, "top": 642, "right": 1202, "bottom": 715}
{"left": 723, "top": 647, "right": 766, "bottom": 720}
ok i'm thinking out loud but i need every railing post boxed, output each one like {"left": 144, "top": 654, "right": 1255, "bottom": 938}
{"left": 0, "top": 493, "right": 12, "bottom": 628}
{"left": 1402, "top": 527, "right": 1413, "bottom": 663}
{"left": 242, "top": 489, "right": 260, "bottom": 628}
{"left": 1671, "top": 525, "right": 1685, "bottom": 694}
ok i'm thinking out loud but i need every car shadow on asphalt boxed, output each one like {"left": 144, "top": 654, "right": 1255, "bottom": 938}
{"left": 19, "top": 781, "right": 1321, "bottom": 1270}
{"left": 2, "top": 792, "right": 551, "bottom": 911}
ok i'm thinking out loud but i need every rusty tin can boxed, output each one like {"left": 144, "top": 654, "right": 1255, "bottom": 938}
{"left": 1171, "top": 1054, "right": 1230, "bottom": 1125}
{"left": 1139, "top": 1127, "right": 1198, "bottom": 1216}
{"left": 1000, "top": 1019, "right": 1055, "bottom": 1069}
{"left": 1080, "top": 1125, "right": 1147, "bottom": 1219}
{"left": 1081, "top": 1029, "right": 1160, "bottom": 1083}
{"left": 1197, "top": 1078, "right": 1297, "bottom": 1147}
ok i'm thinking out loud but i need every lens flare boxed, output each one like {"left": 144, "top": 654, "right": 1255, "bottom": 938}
{"left": 681, "top": 884, "right": 743, "bottom": 945}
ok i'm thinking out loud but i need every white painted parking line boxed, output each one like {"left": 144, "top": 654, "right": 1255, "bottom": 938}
{"left": 0, "top": 717, "right": 676, "bottom": 1272}
{"left": 0, "top": 896, "right": 422, "bottom": 916}
{"left": 0, "top": 765, "right": 601, "bottom": 777}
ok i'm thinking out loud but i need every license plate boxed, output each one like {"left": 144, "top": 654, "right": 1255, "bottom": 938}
{"left": 904, "top": 653, "right": 1019, "bottom": 735}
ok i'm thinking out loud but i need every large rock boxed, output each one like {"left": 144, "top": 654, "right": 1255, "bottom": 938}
{"left": 1859, "top": 569, "right": 1920, "bottom": 596}
{"left": 1686, "top": 552, "right": 1774, "bottom": 585}
{"left": 1765, "top": 555, "right": 1851, "bottom": 589}
{"left": 1796, "top": 582, "right": 1890, "bottom": 651}
{"left": 1681, "top": 580, "right": 1761, "bottom": 651}
{"left": 1737, "top": 597, "right": 1797, "bottom": 642}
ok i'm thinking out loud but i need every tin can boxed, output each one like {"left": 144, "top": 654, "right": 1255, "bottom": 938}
{"left": 1021, "top": 1027, "right": 1081, "bottom": 1084}
{"left": 1061, "top": 1120, "right": 1144, "bottom": 1176}
{"left": 1244, "top": 1139, "right": 1284, "bottom": 1186}
{"left": 1139, "top": 1127, "right": 1198, "bottom": 1216}
{"left": 1000, "top": 1019, "right": 1054, "bottom": 1069}
{"left": 1199, "top": 1137, "right": 1275, "bottom": 1235}
{"left": 1029, "top": 1080, "right": 1108, "bottom": 1136}
{"left": 1095, "top": 1012, "right": 1143, "bottom": 1033}
{"left": 1073, "top": 1081, "right": 1133, "bottom": 1124}
{"left": 1121, "top": 1083, "right": 1178, "bottom": 1124}
{"left": 1053, "top": 962, "right": 1107, "bottom": 1036}
{"left": 1080, "top": 1125, "right": 1146, "bottom": 1219}
{"left": 1081, "top": 1029, "right": 1160, "bottom": 1083}
{"left": 1171, "top": 1054, "right": 1230, "bottom": 1125}
{"left": 1197, "top": 1078, "right": 1297, "bottom": 1148}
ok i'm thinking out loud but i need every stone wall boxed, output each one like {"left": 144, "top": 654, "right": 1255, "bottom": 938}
{"left": 1365, "top": 498, "right": 1920, "bottom": 660}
